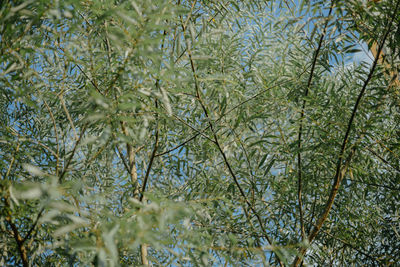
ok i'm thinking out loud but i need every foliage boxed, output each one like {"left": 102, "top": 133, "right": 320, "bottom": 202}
{"left": 1, "top": 0, "right": 399, "bottom": 266}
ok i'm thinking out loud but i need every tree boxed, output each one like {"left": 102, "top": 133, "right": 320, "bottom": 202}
{"left": 1, "top": 0, "right": 399, "bottom": 266}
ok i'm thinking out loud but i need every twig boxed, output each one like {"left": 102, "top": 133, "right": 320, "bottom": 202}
{"left": 114, "top": 143, "right": 130, "bottom": 173}
{"left": 229, "top": 126, "right": 256, "bottom": 203}
{"left": 76, "top": 64, "right": 103, "bottom": 95}
{"left": 139, "top": 101, "right": 160, "bottom": 202}
{"left": 59, "top": 124, "right": 88, "bottom": 183}
{"left": 60, "top": 94, "right": 78, "bottom": 141}
{"left": 4, "top": 142, "right": 20, "bottom": 179}
{"left": 169, "top": 111, "right": 215, "bottom": 143}
{"left": 365, "top": 146, "right": 400, "bottom": 173}
{"left": 42, "top": 99, "right": 60, "bottom": 175}
{"left": 22, "top": 207, "right": 45, "bottom": 243}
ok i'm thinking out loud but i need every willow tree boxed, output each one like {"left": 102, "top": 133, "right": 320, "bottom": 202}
{"left": 1, "top": 0, "right": 399, "bottom": 266}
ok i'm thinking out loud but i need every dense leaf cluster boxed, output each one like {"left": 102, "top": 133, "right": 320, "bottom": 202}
{"left": 1, "top": 0, "right": 399, "bottom": 266}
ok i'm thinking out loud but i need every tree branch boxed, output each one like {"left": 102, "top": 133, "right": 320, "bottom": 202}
{"left": 5, "top": 213, "right": 29, "bottom": 267}
{"left": 155, "top": 68, "right": 308, "bottom": 158}
{"left": 181, "top": 16, "right": 284, "bottom": 266}
{"left": 114, "top": 143, "right": 130, "bottom": 174}
{"left": 76, "top": 64, "right": 103, "bottom": 95}
{"left": 2, "top": 144, "right": 29, "bottom": 267}
{"left": 292, "top": 1, "right": 400, "bottom": 265}
{"left": 139, "top": 100, "right": 160, "bottom": 202}
{"left": 59, "top": 123, "right": 88, "bottom": 183}
{"left": 42, "top": 99, "right": 60, "bottom": 176}
{"left": 296, "top": 2, "right": 333, "bottom": 242}
{"left": 365, "top": 146, "right": 400, "bottom": 173}
{"left": 22, "top": 207, "right": 44, "bottom": 243}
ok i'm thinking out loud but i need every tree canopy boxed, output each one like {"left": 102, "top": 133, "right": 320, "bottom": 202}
{"left": 1, "top": 0, "right": 400, "bottom": 266}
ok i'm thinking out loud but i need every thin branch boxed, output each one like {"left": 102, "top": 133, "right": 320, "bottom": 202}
{"left": 296, "top": 1, "right": 334, "bottom": 242}
{"left": 104, "top": 19, "right": 148, "bottom": 96}
{"left": 306, "top": 186, "right": 318, "bottom": 235}
{"left": 174, "top": 3, "right": 222, "bottom": 64}
{"left": 297, "top": 214, "right": 384, "bottom": 264}
{"left": 114, "top": 143, "right": 130, "bottom": 173}
{"left": 169, "top": 111, "right": 215, "bottom": 143}
{"left": 22, "top": 207, "right": 45, "bottom": 243}
{"left": 320, "top": 229, "right": 383, "bottom": 264}
{"left": 311, "top": 3, "right": 398, "bottom": 242}
{"left": 181, "top": 16, "right": 284, "bottom": 266}
{"left": 120, "top": 121, "right": 140, "bottom": 196}
{"left": 59, "top": 124, "right": 88, "bottom": 183}
{"left": 347, "top": 178, "right": 400, "bottom": 191}
{"left": 155, "top": 69, "right": 308, "bottom": 157}
{"left": 17, "top": 138, "right": 58, "bottom": 159}
{"left": 104, "top": 21, "right": 112, "bottom": 66}
{"left": 58, "top": 54, "right": 79, "bottom": 141}
{"left": 292, "top": 1, "right": 400, "bottom": 265}
{"left": 139, "top": 27, "right": 168, "bottom": 202}
{"left": 366, "top": 146, "right": 400, "bottom": 173}
{"left": 137, "top": 29, "right": 168, "bottom": 265}
{"left": 43, "top": 99, "right": 60, "bottom": 175}
{"left": 229, "top": 126, "right": 257, "bottom": 203}
{"left": 1, "top": 143, "right": 28, "bottom": 267}
{"left": 59, "top": 95, "right": 78, "bottom": 141}
{"left": 5, "top": 212, "right": 29, "bottom": 267}
{"left": 139, "top": 101, "right": 160, "bottom": 202}
{"left": 283, "top": 0, "right": 316, "bottom": 50}
{"left": 2, "top": 142, "right": 39, "bottom": 266}
{"left": 155, "top": 129, "right": 201, "bottom": 157}
{"left": 76, "top": 64, "right": 103, "bottom": 95}
{"left": 4, "top": 142, "right": 20, "bottom": 180}
{"left": 86, "top": 138, "right": 111, "bottom": 165}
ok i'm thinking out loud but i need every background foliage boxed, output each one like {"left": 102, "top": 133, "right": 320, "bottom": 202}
{"left": 1, "top": 0, "right": 399, "bottom": 266}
